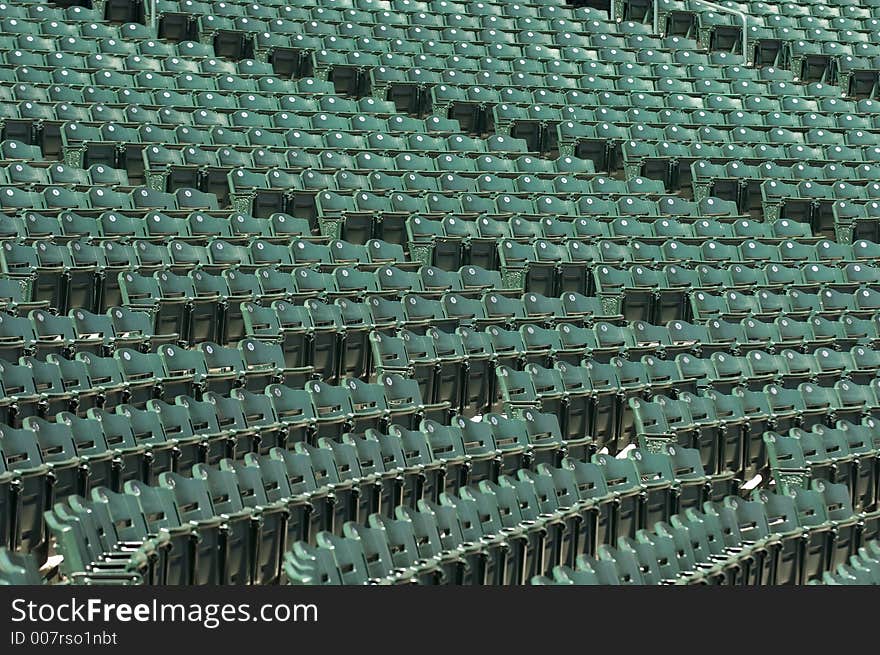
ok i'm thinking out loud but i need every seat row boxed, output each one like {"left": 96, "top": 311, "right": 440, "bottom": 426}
{"left": 0, "top": 28, "right": 208, "bottom": 57}
{"left": 0, "top": 184, "right": 221, "bottom": 212}
{"left": 0, "top": 18, "right": 155, "bottom": 41}
{"left": 503, "top": 95, "right": 874, "bottom": 127}
{"left": 270, "top": 291, "right": 878, "bottom": 366}
{"left": 0, "top": 210, "right": 314, "bottom": 244}
{"left": 253, "top": 294, "right": 621, "bottom": 384}
{"left": 173, "top": 17, "right": 669, "bottom": 58}
{"left": 595, "top": 261, "right": 880, "bottom": 323}
{"left": 59, "top": 113, "right": 469, "bottom": 144}
{"left": 3, "top": 239, "right": 428, "bottom": 317}
{"left": 564, "top": 121, "right": 880, "bottom": 153}
{"left": 497, "top": 239, "right": 880, "bottom": 297}
{"left": 499, "top": 93, "right": 880, "bottom": 124}
{"left": 318, "top": 194, "right": 741, "bottom": 239}
{"left": 0, "top": 161, "right": 132, "bottom": 189}
{"left": 693, "top": 159, "right": 880, "bottom": 193}
{"left": 690, "top": 286, "right": 880, "bottom": 322}
{"left": 369, "top": 53, "right": 787, "bottom": 85}
{"left": 534, "top": 481, "right": 879, "bottom": 586}
{"left": 393, "top": 73, "right": 805, "bottom": 106}
{"left": 455, "top": 73, "right": 799, "bottom": 100}
{"left": 411, "top": 213, "right": 812, "bottom": 257}
{"left": 338, "top": 184, "right": 732, "bottom": 216}
{"left": 503, "top": 341, "right": 880, "bottom": 395}
{"left": 627, "top": 143, "right": 880, "bottom": 192}
{"left": 144, "top": 146, "right": 595, "bottom": 182}
{"left": 537, "top": 109, "right": 880, "bottom": 162}
{"left": 0, "top": 79, "right": 340, "bottom": 117}
{"left": 761, "top": 178, "right": 880, "bottom": 224}
{"left": 507, "top": 334, "right": 880, "bottom": 388}
{"left": 162, "top": 0, "right": 599, "bottom": 19}
{"left": 159, "top": 0, "right": 610, "bottom": 27}
{"left": 267, "top": 37, "right": 719, "bottom": 81}
{"left": 591, "top": 237, "right": 880, "bottom": 267}
{"left": 629, "top": 383, "right": 880, "bottom": 478}
{"left": 405, "top": 214, "right": 811, "bottom": 265}
{"left": 646, "top": 317, "right": 880, "bottom": 356}
{"left": 0, "top": 235, "right": 410, "bottom": 273}
{"left": 320, "top": 201, "right": 751, "bottom": 250}
{"left": 7, "top": 77, "right": 851, "bottom": 122}
{"left": 493, "top": 98, "right": 880, "bottom": 149}
{"left": 648, "top": 0, "right": 880, "bottom": 60}
{"left": 66, "top": 130, "right": 532, "bottom": 173}
{"left": 501, "top": 357, "right": 880, "bottom": 475}
{"left": 116, "top": 261, "right": 509, "bottom": 305}
{"left": 187, "top": 14, "right": 817, "bottom": 81}
{"left": 764, "top": 422, "right": 880, "bottom": 511}
{"left": 0, "top": 3, "right": 100, "bottom": 22}
{"left": 2, "top": 88, "right": 394, "bottom": 123}
{"left": 359, "top": 310, "right": 880, "bottom": 361}
{"left": 2, "top": 55, "right": 277, "bottom": 81}
{"left": 1, "top": 38, "right": 216, "bottom": 66}
{"left": 227, "top": 168, "right": 624, "bottom": 206}
{"left": 354, "top": 55, "right": 791, "bottom": 84}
